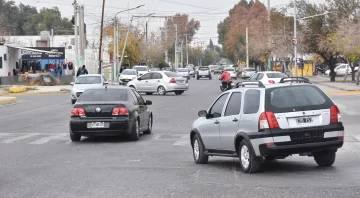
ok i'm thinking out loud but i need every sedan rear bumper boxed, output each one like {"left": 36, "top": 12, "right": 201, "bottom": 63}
{"left": 166, "top": 84, "right": 189, "bottom": 92}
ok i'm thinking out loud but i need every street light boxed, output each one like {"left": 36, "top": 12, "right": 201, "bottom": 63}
{"left": 113, "top": 4, "right": 145, "bottom": 83}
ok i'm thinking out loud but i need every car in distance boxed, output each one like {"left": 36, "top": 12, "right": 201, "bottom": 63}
{"left": 70, "top": 87, "right": 153, "bottom": 141}
{"left": 186, "top": 66, "right": 195, "bottom": 77}
{"left": 197, "top": 66, "right": 212, "bottom": 80}
{"left": 190, "top": 77, "right": 344, "bottom": 173}
{"left": 242, "top": 68, "right": 257, "bottom": 78}
{"left": 224, "top": 67, "right": 237, "bottom": 79}
{"left": 70, "top": 74, "right": 108, "bottom": 104}
{"left": 119, "top": 69, "right": 138, "bottom": 85}
{"left": 127, "top": 71, "right": 189, "bottom": 96}
{"left": 176, "top": 68, "right": 190, "bottom": 79}
{"left": 248, "top": 71, "right": 288, "bottom": 84}
{"left": 133, "top": 66, "right": 149, "bottom": 76}
{"left": 213, "top": 66, "right": 224, "bottom": 74}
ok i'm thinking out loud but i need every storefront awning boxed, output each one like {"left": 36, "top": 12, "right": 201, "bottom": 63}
{"left": 4, "top": 44, "right": 61, "bottom": 54}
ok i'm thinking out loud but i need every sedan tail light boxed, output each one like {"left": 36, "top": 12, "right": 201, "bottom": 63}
{"left": 169, "top": 78, "right": 176, "bottom": 83}
{"left": 112, "top": 107, "right": 129, "bottom": 116}
{"left": 71, "top": 108, "right": 85, "bottom": 116}
{"left": 268, "top": 80, "right": 275, "bottom": 84}
{"left": 330, "top": 105, "right": 340, "bottom": 123}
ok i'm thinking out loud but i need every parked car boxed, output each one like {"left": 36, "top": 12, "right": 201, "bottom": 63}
{"left": 242, "top": 68, "right": 257, "bottom": 78}
{"left": 325, "top": 64, "right": 359, "bottom": 76}
{"left": 176, "top": 68, "right": 190, "bottom": 79}
{"left": 190, "top": 77, "right": 344, "bottom": 173}
{"left": 150, "top": 67, "right": 160, "bottom": 71}
{"left": 248, "top": 71, "right": 288, "bottom": 84}
{"left": 224, "top": 68, "right": 237, "bottom": 79}
{"left": 127, "top": 71, "right": 189, "bottom": 96}
{"left": 197, "top": 66, "right": 212, "bottom": 80}
{"left": 133, "top": 66, "right": 149, "bottom": 76}
{"left": 70, "top": 74, "right": 108, "bottom": 104}
{"left": 119, "top": 69, "right": 138, "bottom": 85}
{"left": 69, "top": 87, "right": 153, "bottom": 141}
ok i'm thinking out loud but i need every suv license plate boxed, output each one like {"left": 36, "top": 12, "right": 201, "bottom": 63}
{"left": 296, "top": 117, "right": 313, "bottom": 124}
{"left": 88, "top": 122, "right": 105, "bottom": 128}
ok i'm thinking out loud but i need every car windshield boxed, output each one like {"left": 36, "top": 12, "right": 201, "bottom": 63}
{"left": 199, "top": 67, "right": 209, "bottom": 71}
{"left": 265, "top": 85, "right": 333, "bottom": 113}
{"left": 133, "top": 67, "right": 148, "bottom": 71}
{"left": 266, "top": 73, "right": 288, "bottom": 78}
{"left": 164, "top": 72, "right": 180, "bottom": 77}
{"left": 177, "top": 69, "right": 188, "bottom": 72}
{"left": 75, "top": 76, "right": 102, "bottom": 84}
{"left": 79, "top": 89, "right": 127, "bottom": 102}
{"left": 122, "top": 70, "right": 136, "bottom": 75}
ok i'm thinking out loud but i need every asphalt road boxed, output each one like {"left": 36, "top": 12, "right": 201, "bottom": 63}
{"left": 0, "top": 76, "right": 360, "bottom": 198}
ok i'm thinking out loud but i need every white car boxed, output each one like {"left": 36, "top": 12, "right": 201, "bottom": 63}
{"left": 242, "top": 68, "right": 257, "bottom": 78}
{"left": 133, "top": 66, "right": 149, "bottom": 76}
{"left": 176, "top": 68, "right": 190, "bottom": 79}
{"left": 119, "top": 69, "right": 138, "bottom": 85}
{"left": 127, "top": 71, "right": 189, "bottom": 96}
{"left": 248, "top": 71, "right": 288, "bottom": 84}
{"left": 224, "top": 68, "right": 237, "bottom": 79}
{"left": 70, "top": 74, "right": 108, "bottom": 104}
{"left": 326, "top": 64, "right": 359, "bottom": 76}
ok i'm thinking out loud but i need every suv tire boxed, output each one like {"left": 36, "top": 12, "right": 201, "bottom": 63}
{"left": 314, "top": 150, "right": 336, "bottom": 167}
{"left": 192, "top": 134, "right": 208, "bottom": 164}
{"left": 239, "top": 140, "right": 261, "bottom": 173}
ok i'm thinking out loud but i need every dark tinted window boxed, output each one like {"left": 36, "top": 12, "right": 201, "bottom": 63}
{"left": 79, "top": 89, "right": 127, "bottom": 101}
{"left": 199, "top": 67, "right": 209, "bottom": 71}
{"left": 243, "top": 89, "right": 260, "bottom": 114}
{"left": 152, "top": 72, "right": 163, "bottom": 79}
{"left": 257, "top": 73, "right": 264, "bottom": 80}
{"left": 140, "top": 73, "right": 152, "bottom": 80}
{"left": 122, "top": 69, "right": 137, "bottom": 75}
{"left": 132, "top": 90, "right": 145, "bottom": 105}
{"left": 164, "top": 72, "right": 180, "bottom": 77}
{"left": 128, "top": 90, "right": 138, "bottom": 105}
{"left": 209, "top": 93, "right": 229, "bottom": 118}
{"left": 265, "top": 85, "right": 332, "bottom": 113}
{"left": 133, "top": 66, "right": 148, "bottom": 71}
{"left": 267, "top": 73, "right": 287, "bottom": 78}
{"left": 75, "top": 76, "right": 102, "bottom": 84}
{"left": 225, "top": 92, "right": 242, "bottom": 116}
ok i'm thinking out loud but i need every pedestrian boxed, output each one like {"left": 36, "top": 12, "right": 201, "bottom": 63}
{"left": 76, "top": 65, "right": 88, "bottom": 77}
{"left": 120, "top": 66, "right": 124, "bottom": 74}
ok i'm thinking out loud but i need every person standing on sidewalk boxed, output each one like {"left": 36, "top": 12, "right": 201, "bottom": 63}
{"left": 76, "top": 65, "right": 88, "bottom": 77}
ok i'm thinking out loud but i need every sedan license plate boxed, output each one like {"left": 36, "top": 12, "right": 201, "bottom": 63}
{"left": 177, "top": 80, "right": 185, "bottom": 84}
{"left": 296, "top": 117, "right": 313, "bottom": 124}
{"left": 202, "top": 76, "right": 205, "bottom": 77}
{"left": 87, "top": 122, "right": 105, "bottom": 128}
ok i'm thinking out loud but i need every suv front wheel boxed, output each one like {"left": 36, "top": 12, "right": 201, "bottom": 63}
{"left": 239, "top": 140, "right": 261, "bottom": 173}
{"left": 192, "top": 134, "right": 208, "bottom": 164}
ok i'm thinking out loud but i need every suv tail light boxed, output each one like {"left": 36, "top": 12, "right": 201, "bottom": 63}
{"left": 112, "top": 107, "right": 129, "bottom": 116}
{"left": 268, "top": 80, "right": 275, "bottom": 84}
{"left": 258, "top": 112, "right": 279, "bottom": 130}
{"left": 330, "top": 105, "right": 340, "bottom": 123}
{"left": 71, "top": 108, "right": 85, "bottom": 116}
{"left": 169, "top": 78, "right": 176, "bottom": 83}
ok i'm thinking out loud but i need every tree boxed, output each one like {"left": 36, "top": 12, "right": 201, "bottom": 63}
{"left": 0, "top": 14, "right": 10, "bottom": 36}
{"left": 202, "top": 49, "right": 216, "bottom": 66}
{"left": 208, "top": 39, "right": 214, "bottom": 50}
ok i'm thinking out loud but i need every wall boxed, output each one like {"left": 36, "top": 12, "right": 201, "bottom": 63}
{"left": 0, "top": 46, "right": 21, "bottom": 76}
{"left": 291, "top": 63, "right": 313, "bottom": 77}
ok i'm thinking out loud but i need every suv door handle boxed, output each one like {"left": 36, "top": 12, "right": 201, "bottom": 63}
{"left": 214, "top": 120, "right": 219, "bottom": 124}
{"left": 157, "top": 80, "right": 160, "bottom": 82}
{"left": 232, "top": 118, "right": 239, "bottom": 122}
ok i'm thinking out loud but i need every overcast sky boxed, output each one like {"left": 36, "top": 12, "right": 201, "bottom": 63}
{"left": 14, "top": 0, "right": 324, "bottom": 45}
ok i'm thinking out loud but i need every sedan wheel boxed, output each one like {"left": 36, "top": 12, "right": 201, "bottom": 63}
{"left": 157, "top": 86, "right": 166, "bottom": 95}
{"left": 143, "top": 115, "right": 152, "bottom": 134}
{"left": 129, "top": 120, "right": 140, "bottom": 141}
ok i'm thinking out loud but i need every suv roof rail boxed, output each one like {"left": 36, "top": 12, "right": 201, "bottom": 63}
{"left": 279, "top": 77, "right": 311, "bottom": 84}
{"left": 236, "top": 81, "right": 265, "bottom": 88}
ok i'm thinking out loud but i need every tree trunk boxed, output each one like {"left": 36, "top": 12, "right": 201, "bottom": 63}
{"left": 344, "top": 58, "right": 349, "bottom": 82}
{"left": 329, "top": 56, "right": 336, "bottom": 82}
{"left": 356, "top": 69, "right": 360, "bottom": 85}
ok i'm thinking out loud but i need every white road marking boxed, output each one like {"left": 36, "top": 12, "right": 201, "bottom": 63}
{"left": 29, "top": 134, "right": 67, "bottom": 144}
{"left": 334, "top": 102, "right": 360, "bottom": 115}
{"left": 1, "top": 133, "right": 41, "bottom": 143}
{"left": 172, "top": 140, "right": 189, "bottom": 146}
{"left": 0, "top": 102, "right": 68, "bottom": 119}
{"left": 353, "top": 135, "right": 360, "bottom": 142}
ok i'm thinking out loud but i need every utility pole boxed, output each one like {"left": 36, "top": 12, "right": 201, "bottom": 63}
{"left": 180, "top": 39, "right": 183, "bottom": 67}
{"left": 184, "top": 34, "right": 189, "bottom": 65}
{"left": 79, "top": 5, "right": 85, "bottom": 67}
{"left": 174, "top": 24, "right": 178, "bottom": 70}
{"left": 113, "top": 17, "right": 117, "bottom": 84}
{"left": 119, "top": 17, "right": 134, "bottom": 71}
{"left": 73, "top": 0, "right": 79, "bottom": 76}
{"left": 51, "top": 29, "right": 54, "bottom": 47}
{"left": 246, "top": 27, "right": 249, "bottom": 68}
{"left": 294, "top": 0, "right": 298, "bottom": 77}
{"left": 145, "top": 21, "right": 148, "bottom": 65}
{"left": 165, "top": 17, "right": 168, "bottom": 64}
{"left": 98, "top": 0, "right": 106, "bottom": 74}
{"left": 267, "top": 0, "right": 271, "bottom": 71}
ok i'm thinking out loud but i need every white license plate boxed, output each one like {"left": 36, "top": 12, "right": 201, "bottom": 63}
{"left": 178, "top": 81, "right": 185, "bottom": 84}
{"left": 202, "top": 76, "right": 205, "bottom": 77}
{"left": 88, "top": 122, "right": 105, "bottom": 128}
{"left": 296, "top": 117, "right": 313, "bottom": 124}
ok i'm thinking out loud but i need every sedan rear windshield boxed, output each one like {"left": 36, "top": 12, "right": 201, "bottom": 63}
{"left": 177, "top": 69, "right": 188, "bottom": 72}
{"left": 122, "top": 70, "right": 137, "bottom": 75}
{"left": 266, "top": 73, "right": 288, "bottom": 78}
{"left": 133, "top": 67, "right": 148, "bottom": 71}
{"left": 164, "top": 72, "right": 180, "bottom": 77}
{"left": 79, "top": 89, "right": 127, "bottom": 102}
{"left": 265, "top": 85, "right": 333, "bottom": 113}
{"left": 199, "top": 67, "right": 209, "bottom": 71}
{"left": 75, "top": 76, "right": 102, "bottom": 84}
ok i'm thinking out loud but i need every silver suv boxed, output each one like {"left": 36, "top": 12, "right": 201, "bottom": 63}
{"left": 190, "top": 77, "right": 344, "bottom": 173}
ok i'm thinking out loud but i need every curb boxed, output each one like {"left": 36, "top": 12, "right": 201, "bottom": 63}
{"left": 3, "top": 90, "right": 70, "bottom": 97}
{"left": 0, "top": 97, "right": 17, "bottom": 105}
{"left": 313, "top": 81, "right": 360, "bottom": 91}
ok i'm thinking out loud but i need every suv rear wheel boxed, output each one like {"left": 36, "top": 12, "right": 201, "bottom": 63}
{"left": 192, "top": 134, "right": 208, "bottom": 164}
{"left": 313, "top": 150, "right": 336, "bottom": 167}
{"left": 239, "top": 140, "right": 261, "bottom": 173}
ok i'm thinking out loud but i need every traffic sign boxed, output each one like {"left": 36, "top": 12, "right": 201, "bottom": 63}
{"left": 292, "top": 38, "right": 298, "bottom": 45}
{"left": 296, "top": 58, "right": 304, "bottom": 63}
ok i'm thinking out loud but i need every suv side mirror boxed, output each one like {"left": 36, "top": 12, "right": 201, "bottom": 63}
{"left": 145, "top": 100, "right": 152, "bottom": 105}
{"left": 198, "top": 110, "right": 207, "bottom": 117}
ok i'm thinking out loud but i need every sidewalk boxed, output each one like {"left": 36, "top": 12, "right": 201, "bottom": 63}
{"left": 311, "top": 76, "right": 360, "bottom": 91}
{"left": 0, "top": 96, "right": 17, "bottom": 105}
{"left": 0, "top": 85, "right": 71, "bottom": 96}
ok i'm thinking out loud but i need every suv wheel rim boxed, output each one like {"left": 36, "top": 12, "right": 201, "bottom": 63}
{"left": 193, "top": 139, "right": 200, "bottom": 160}
{"left": 158, "top": 87, "right": 165, "bottom": 94}
{"left": 241, "top": 145, "right": 250, "bottom": 169}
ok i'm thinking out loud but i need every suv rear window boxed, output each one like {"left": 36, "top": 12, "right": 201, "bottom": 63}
{"left": 266, "top": 73, "right": 287, "bottom": 78}
{"left": 243, "top": 89, "right": 260, "bottom": 114}
{"left": 199, "top": 67, "right": 209, "bottom": 71}
{"left": 265, "top": 85, "right": 333, "bottom": 113}
{"left": 79, "top": 89, "right": 127, "bottom": 102}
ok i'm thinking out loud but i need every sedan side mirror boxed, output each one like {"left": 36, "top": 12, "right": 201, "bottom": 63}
{"left": 145, "top": 100, "right": 152, "bottom": 105}
{"left": 198, "top": 110, "right": 207, "bottom": 117}
{"left": 70, "top": 82, "right": 74, "bottom": 85}
{"left": 104, "top": 82, "right": 108, "bottom": 85}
